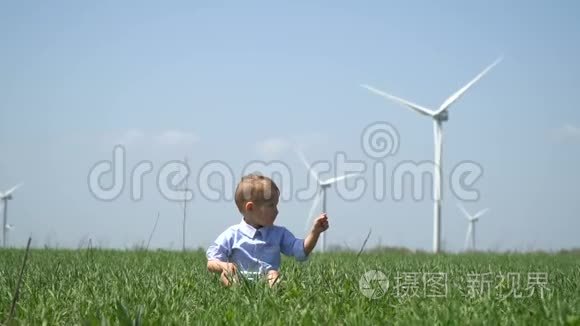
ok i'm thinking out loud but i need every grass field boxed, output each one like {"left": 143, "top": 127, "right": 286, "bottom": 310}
{"left": 1, "top": 248, "right": 579, "bottom": 325}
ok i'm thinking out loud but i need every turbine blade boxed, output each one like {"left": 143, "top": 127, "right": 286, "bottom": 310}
{"left": 305, "top": 191, "right": 322, "bottom": 231}
{"left": 436, "top": 57, "right": 503, "bottom": 114}
{"left": 361, "top": 84, "right": 436, "bottom": 117}
{"left": 457, "top": 203, "right": 472, "bottom": 220}
{"left": 2, "top": 183, "right": 22, "bottom": 198}
{"left": 322, "top": 173, "right": 361, "bottom": 185}
{"left": 295, "top": 149, "right": 320, "bottom": 183}
{"left": 472, "top": 208, "right": 490, "bottom": 220}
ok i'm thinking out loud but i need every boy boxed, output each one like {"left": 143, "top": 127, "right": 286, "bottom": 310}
{"left": 206, "top": 173, "right": 329, "bottom": 287}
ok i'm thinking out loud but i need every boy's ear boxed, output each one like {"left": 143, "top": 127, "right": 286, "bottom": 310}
{"left": 245, "top": 202, "right": 254, "bottom": 211}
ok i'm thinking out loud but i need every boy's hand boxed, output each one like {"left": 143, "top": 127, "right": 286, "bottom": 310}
{"left": 222, "top": 262, "right": 237, "bottom": 275}
{"left": 312, "top": 213, "right": 329, "bottom": 234}
{"left": 267, "top": 270, "right": 281, "bottom": 288}
{"left": 220, "top": 262, "right": 238, "bottom": 286}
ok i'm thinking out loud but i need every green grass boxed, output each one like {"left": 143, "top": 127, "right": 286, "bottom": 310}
{"left": 1, "top": 249, "right": 579, "bottom": 325}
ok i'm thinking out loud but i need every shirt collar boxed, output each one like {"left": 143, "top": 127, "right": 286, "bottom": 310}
{"left": 239, "top": 218, "right": 270, "bottom": 239}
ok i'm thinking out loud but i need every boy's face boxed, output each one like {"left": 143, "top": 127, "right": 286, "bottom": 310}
{"left": 245, "top": 195, "right": 279, "bottom": 228}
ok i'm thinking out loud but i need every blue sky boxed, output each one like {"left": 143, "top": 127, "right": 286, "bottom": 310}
{"left": 1, "top": 1, "right": 579, "bottom": 251}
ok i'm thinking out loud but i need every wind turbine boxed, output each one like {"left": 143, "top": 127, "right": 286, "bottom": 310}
{"left": 178, "top": 156, "right": 192, "bottom": 252}
{"left": 4, "top": 224, "right": 15, "bottom": 247}
{"left": 361, "top": 57, "right": 501, "bottom": 253}
{"left": 1, "top": 184, "right": 22, "bottom": 248}
{"left": 458, "top": 203, "right": 489, "bottom": 251}
{"left": 297, "top": 151, "right": 360, "bottom": 253}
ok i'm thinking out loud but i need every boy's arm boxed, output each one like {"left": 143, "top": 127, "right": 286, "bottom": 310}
{"left": 280, "top": 228, "right": 308, "bottom": 261}
{"left": 206, "top": 228, "right": 236, "bottom": 274}
{"left": 304, "top": 213, "right": 329, "bottom": 255}
{"left": 280, "top": 214, "right": 329, "bottom": 259}
{"left": 303, "top": 230, "right": 321, "bottom": 256}
{"left": 207, "top": 260, "right": 236, "bottom": 274}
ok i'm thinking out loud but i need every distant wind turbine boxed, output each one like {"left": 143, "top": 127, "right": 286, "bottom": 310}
{"left": 1, "top": 184, "right": 22, "bottom": 248}
{"left": 297, "top": 150, "right": 360, "bottom": 253}
{"left": 147, "top": 212, "right": 161, "bottom": 250}
{"left": 179, "top": 157, "right": 191, "bottom": 252}
{"left": 361, "top": 57, "right": 502, "bottom": 253}
{"left": 4, "top": 224, "right": 15, "bottom": 246}
{"left": 458, "top": 203, "right": 489, "bottom": 251}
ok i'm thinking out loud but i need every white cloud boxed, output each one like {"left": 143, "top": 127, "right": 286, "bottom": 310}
{"left": 254, "top": 133, "right": 329, "bottom": 159}
{"left": 154, "top": 130, "right": 199, "bottom": 146}
{"left": 103, "top": 129, "right": 199, "bottom": 148}
{"left": 552, "top": 124, "right": 580, "bottom": 142}
{"left": 255, "top": 138, "right": 291, "bottom": 158}
{"left": 111, "top": 128, "right": 145, "bottom": 146}
{"left": 293, "top": 133, "right": 329, "bottom": 150}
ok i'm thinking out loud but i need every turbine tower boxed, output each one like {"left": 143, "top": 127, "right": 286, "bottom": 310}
{"left": 1, "top": 184, "right": 22, "bottom": 248}
{"left": 361, "top": 57, "right": 501, "bottom": 253}
{"left": 4, "top": 224, "right": 15, "bottom": 247}
{"left": 458, "top": 203, "right": 489, "bottom": 251}
{"left": 179, "top": 157, "right": 191, "bottom": 252}
{"left": 297, "top": 150, "right": 360, "bottom": 253}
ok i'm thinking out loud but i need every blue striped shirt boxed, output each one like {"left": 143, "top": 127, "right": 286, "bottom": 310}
{"left": 206, "top": 219, "right": 308, "bottom": 274}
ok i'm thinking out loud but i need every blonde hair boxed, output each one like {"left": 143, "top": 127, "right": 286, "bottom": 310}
{"left": 235, "top": 173, "right": 280, "bottom": 213}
